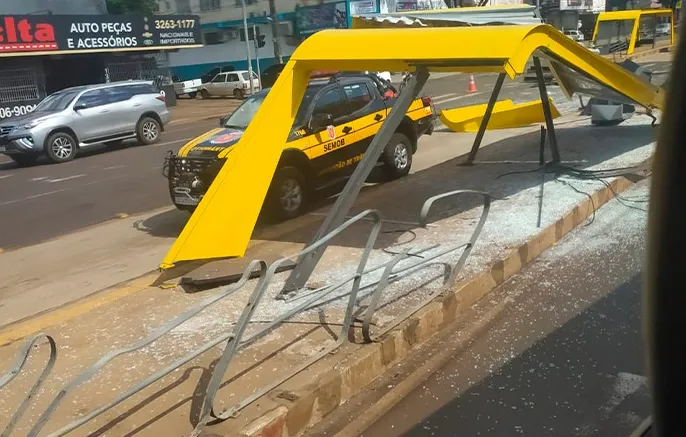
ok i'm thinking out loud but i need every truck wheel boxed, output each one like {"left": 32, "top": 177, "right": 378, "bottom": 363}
{"left": 267, "top": 166, "right": 308, "bottom": 221}
{"left": 136, "top": 116, "right": 161, "bottom": 145}
{"left": 233, "top": 88, "right": 245, "bottom": 100}
{"left": 201, "top": 89, "right": 210, "bottom": 99}
{"left": 188, "top": 91, "right": 197, "bottom": 99}
{"left": 45, "top": 131, "right": 77, "bottom": 163}
{"left": 381, "top": 133, "right": 412, "bottom": 180}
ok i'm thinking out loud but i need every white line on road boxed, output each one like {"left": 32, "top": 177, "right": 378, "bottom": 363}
{"left": 152, "top": 137, "right": 193, "bottom": 148}
{"left": 46, "top": 174, "right": 86, "bottom": 183}
{"left": 0, "top": 189, "right": 70, "bottom": 206}
{"left": 0, "top": 174, "right": 131, "bottom": 208}
{"left": 434, "top": 91, "right": 487, "bottom": 105}
{"left": 103, "top": 165, "right": 125, "bottom": 171}
{"left": 0, "top": 174, "right": 12, "bottom": 180}
{"left": 30, "top": 176, "right": 48, "bottom": 182}
{"left": 432, "top": 93, "right": 458, "bottom": 100}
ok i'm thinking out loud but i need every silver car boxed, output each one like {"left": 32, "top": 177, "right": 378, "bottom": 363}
{"left": 0, "top": 80, "right": 171, "bottom": 166}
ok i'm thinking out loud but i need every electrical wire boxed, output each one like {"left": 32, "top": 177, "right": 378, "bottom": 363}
{"left": 381, "top": 228, "right": 422, "bottom": 257}
{"left": 495, "top": 160, "right": 651, "bottom": 223}
{"left": 553, "top": 176, "right": 597, "bottom": 226}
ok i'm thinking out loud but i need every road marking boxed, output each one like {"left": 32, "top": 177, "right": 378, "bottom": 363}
{"left": 0, "top": 174, "right": 130, "bottom": 207}
{"left": 0, "top": 272, "right": 159, "bottom": 346}
{"left": 30, "top": 176, "right": 48, "bottom": 182}
{"left": 434, "top": 91, "right": 487, "bottom": 105}
{"left": 152, "top": 137, "right": 193, "bottom": 148}
{"left": 103, "top": 165, "right": 125, "bottom": 171}
{"left": 433, "top": 92, "right": 458, "bottom": 100}
{"left": 0, "top": 189, "right": 70, "bottom": 206}
{"left": 46, "top": 174, "right": 86, "bottom": 183}
{"left": 0, "top": 174, "right": 12, "bottom": 180}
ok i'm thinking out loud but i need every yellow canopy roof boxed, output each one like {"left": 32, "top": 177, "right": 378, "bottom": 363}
{"left": 161, "top": 24, "right": 663, "bottom": 269}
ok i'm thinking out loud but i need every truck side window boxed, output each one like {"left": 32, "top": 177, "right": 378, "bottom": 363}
{"left": 75, "top": 89, "right": 106, "bottom": 108}
{"left": 342, "top": 82, "right": 372, "bottom": 113}
{"left": 312, "top": 86, "right": 350, "bottom": 121}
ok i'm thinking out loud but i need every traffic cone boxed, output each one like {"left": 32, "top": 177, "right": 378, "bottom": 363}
{"left": 468, "top": 74, "right": 477, "bottom": 93}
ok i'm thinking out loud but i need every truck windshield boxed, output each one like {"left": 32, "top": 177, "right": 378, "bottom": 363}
{"left": 34, "top": 90, "right": 81, "bottom": 112}
{"left": 222, "top": 84, "right": 324, "bottom": 130}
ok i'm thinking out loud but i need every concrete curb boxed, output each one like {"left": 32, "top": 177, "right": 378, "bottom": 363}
{"left": 236, "top": 174, "right": 639, "bottom": 437}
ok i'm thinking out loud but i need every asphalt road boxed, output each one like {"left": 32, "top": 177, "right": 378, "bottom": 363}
{"left": 0, "top": 59, "right": 670, "bottom": 249}
{"left": 358, "top": 181, "right": 650, "bottom": 437}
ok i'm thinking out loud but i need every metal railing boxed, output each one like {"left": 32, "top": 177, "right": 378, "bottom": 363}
{"left": 0, "top": 68, "right": 40, "bottom": 104}
{"left": 104, "top": 53, "right": 173, "bottom": 89}
{"left": 1, "top": 190, "right": 490, "bottom": 437}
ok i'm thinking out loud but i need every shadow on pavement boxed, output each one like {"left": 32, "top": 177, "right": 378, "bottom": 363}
{"left": 396, "top": 273, "right": 647, "bottom": 437}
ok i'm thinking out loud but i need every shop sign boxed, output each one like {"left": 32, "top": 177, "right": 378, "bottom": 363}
{"left": 396, "top": 1, "right": 419, "bottom": 11}
{"left": 349, "top": 0, "right": 380, "bottom": 15}
{"left": 295, "top": 2, "right": 348, "bottom": 35}
{"left": 0, "top": 14, "right": 202, "bottom": 56}
{"left": 0, "top": 98, "right": 41, "bottom": 120}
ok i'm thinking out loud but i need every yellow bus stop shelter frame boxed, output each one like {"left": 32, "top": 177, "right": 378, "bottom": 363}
{"left": 592, "top": 9, "right": 674, "bottom": 56}
{"left": 161, "top": 24, "right": 664, "bottom": 289}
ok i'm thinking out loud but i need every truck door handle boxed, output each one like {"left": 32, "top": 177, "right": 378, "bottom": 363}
{"left": 99, "top": 109, "right": 110, "bottom": 113}
{"left": 133, "top": 103, "right": 142, "bottom": 107}
{"left": 374, "top": 114, "right": 383, "bottom": 122}
{"left": 342, "top": 126, "right": 352, "bottom": 134}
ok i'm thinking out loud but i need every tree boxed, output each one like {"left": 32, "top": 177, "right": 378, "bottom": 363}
{"left": 106, "top": 0, "right": 159, "bottom": 14}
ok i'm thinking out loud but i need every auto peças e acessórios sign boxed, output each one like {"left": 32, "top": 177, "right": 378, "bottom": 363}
{"left": 0, "top": 14, "right": 202, "bottom": 55}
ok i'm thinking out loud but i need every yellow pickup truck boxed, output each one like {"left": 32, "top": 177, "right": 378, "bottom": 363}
{"left": 163, "top": 72, "right": 436, "bottom": 220}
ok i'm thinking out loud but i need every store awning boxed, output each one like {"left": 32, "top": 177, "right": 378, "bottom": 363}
{"left": 351, "top": 4, "right": 543, "bottom": 28}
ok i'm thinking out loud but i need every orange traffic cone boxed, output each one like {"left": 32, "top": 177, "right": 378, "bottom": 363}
{"left": 468, "top": 74, "right": 477, "bottom": 93}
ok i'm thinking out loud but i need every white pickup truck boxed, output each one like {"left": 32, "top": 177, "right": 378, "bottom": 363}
{"left": 173, "top": 77, "right": 203, "bottom": 99}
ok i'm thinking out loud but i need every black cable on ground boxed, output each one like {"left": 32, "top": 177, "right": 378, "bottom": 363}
{"left": 381, "top": 229, "right": 422, "bottom": 257}
{"left": 495, "top": 160, "right": 651, "bottom": 225}
{"left": 553, "top": 176, "right": 597, "bottom": 226}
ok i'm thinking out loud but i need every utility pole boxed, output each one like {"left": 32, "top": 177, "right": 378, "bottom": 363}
{"left": 268, "top": 0, "right": 283, "bottom": 64}
{"left": 253, "top": 23, "right": 262, "bottom": 90}
{"left": 240, "top": 0, "right": 255, "bottom": 96}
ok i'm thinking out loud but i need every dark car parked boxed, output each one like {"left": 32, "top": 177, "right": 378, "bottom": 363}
{"left": 260, "top": 63, "right": 286, "bottom": 89}
{"left": 201, "top": 65, "right": 237, "bottom": 84}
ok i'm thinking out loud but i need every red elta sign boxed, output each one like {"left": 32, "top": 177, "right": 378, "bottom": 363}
{"left": 0, "top": 17, "right": 58, "bottom": 52}
{"left": 0, "top": 14, "right": 202, "bottom": 56}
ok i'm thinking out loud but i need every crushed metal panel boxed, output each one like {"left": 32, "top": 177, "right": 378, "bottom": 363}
{"left": 548, "top": 59, "right": 638, "bottom": 106}
{"left": 534, "top": 47, "right": 663, "bottom": 109}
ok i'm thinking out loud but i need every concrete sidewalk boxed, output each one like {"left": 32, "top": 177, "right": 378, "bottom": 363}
{"left": 0, "top": 111, "right": 656, "bottom": 437}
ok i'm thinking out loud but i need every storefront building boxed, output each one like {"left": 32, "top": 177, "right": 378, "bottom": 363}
{"left": 161, "top": 0, "right": 412, "bottom": 82}
{"left": 0, "top": 13, "right": 202, "bottom": 120}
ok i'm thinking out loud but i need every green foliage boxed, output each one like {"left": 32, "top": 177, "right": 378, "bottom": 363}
{"left": 106, "top": 0, "right": 159, "bottom": 14}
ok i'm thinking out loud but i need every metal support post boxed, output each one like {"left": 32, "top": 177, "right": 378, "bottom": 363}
{"left": 240, "top": 0, "right": 255, "bottom": 96}
{"left": 253, "top": 24, "right": 262, "bottom": 90}
{"left": 533, "top": 56, "right": 561, "bottom": 164}
{"left": 267, "top": 0, "right": 283, "bottom": 64}
{"left": 463, "top": 72, "right": 506, "bottom": 165}
{"left": 282, "top": 67, "right": 431, "bottom": 293}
